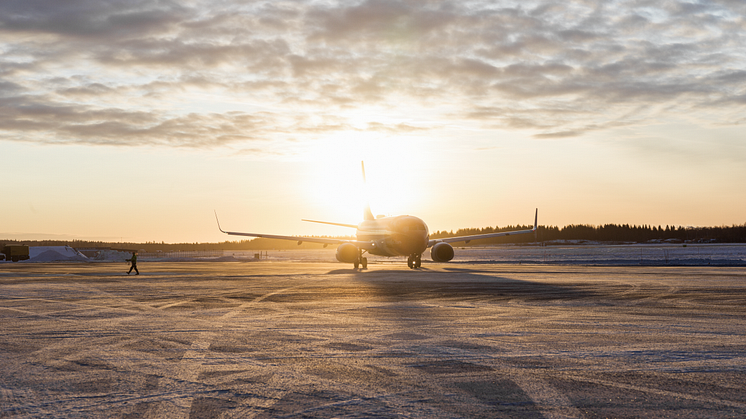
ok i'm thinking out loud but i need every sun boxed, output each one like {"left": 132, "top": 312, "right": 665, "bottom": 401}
{"left": 300, "top": 132, "right": 430, "bottom": 225}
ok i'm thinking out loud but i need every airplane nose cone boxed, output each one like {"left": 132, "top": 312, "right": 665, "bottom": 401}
{"left": 393, "top": 216, "right": 429, "bottom": 255}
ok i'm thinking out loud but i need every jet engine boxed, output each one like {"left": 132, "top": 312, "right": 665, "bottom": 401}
{"left": 430, "top": 242, "right": 455, "bottom": 262}
{"left": 336, "top": 243, "right": 359, "bottom": 263}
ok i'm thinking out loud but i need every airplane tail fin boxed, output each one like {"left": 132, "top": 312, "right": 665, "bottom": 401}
{"left": 362, "top": 161, "right": 374, "bottom": 221}
{"left": 364, "top": 204, "right": 375, "bottom": 221}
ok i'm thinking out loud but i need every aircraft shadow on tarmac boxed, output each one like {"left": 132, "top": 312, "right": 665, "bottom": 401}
{"left": 325, "top": 266, "right": 597, "bottom": 303}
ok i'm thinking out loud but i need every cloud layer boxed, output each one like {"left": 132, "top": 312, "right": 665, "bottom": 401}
{"left": 2, "top": 0, "right": 745, "bottom": 148}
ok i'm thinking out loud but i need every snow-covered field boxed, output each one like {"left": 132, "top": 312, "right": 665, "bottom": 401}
{"left": 4, "top": 244, "right": 746, "bottom": 265}
{"left": 215, "top": 244, "right": 746, "bottom": 266}
{"left": 448, "top": 244, "right": 746, "bottom": 266}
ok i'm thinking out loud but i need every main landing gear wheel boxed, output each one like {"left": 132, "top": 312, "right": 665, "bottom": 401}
{"left": 407, "top": 254, "right": 422, "bottom": 269}
{"left": 355, "top": 249, "right": 368, "bottom": 270}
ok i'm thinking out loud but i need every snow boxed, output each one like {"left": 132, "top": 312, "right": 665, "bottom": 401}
{"left": 8, "top": 244, "right": 746, "bottom": 265}
{"left": 25, "top": 246, "right": 88, "bottom": 262}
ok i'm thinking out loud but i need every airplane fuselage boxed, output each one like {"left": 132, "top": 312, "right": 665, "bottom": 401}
{"left": 357, "top": 215, "right": 429, "bottom": 257}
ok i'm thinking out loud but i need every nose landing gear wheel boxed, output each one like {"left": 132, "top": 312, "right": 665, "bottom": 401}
{"left": 407, "top": 254, "right": 422, "bottom": 269}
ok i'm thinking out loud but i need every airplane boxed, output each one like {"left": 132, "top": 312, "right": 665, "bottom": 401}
{"left": 216, "top": 162, "right": 538, "bottom": 269}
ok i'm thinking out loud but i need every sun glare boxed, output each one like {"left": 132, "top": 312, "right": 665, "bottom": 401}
{"left": 300, "top": 132, "right": 430, "bottom": 226}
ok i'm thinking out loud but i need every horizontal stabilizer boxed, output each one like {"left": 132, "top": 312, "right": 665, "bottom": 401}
{"left": 302, "top": 219, "right": 358, "bottom": 229}
{"left": 215, "top": 210, "right": 375, "bottom": 250}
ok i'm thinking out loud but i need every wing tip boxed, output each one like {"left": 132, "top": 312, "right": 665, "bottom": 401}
{"left": 214, "top": 210, "right": 227, "bottom": 234}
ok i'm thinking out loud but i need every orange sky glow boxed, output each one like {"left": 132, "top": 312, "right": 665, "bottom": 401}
{"left": 2, "top": 1, "right": 745, "bottom": 243}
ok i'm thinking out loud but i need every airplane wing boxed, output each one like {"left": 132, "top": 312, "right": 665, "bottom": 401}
{"left": 428, "top": 209, "right": 538, "bottom": 246}
{"left": 215, "top": 212, "right": 372, "bottom": 248}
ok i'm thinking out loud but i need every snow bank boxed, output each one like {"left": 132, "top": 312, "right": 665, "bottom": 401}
{"left": 26, "top": 246, "right": 89, "bottom": 262}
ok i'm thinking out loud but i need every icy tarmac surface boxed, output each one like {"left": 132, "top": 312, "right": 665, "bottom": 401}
{"left": 2, "top": 262, "right": 745, "bottom": 418}
{"left": 217, "top": 244, "right": 746, "bottom": 266}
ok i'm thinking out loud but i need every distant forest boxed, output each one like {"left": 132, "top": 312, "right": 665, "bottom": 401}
{"left": 4, "top": 223, "right": 746, "bottom": 251}
{"left": 432, "top": 223, "right": 746, "bottom": 245}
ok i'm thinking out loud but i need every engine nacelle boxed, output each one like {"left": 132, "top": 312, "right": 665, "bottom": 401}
{"left": 430, "top": 242, "right": 455, "bottom": 262}
{"left": 336, "top": 243, "right": 359, "bottom": 263}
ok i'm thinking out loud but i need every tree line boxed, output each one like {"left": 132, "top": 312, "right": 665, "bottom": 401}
{"left": 3, "top": 223, "right": 746, "bottom": 251}
{"left": 432, "top": 223, "right": 746, "bottom": 245}
{"left": 0, "top": 237, "right": 354, "bottom": 252}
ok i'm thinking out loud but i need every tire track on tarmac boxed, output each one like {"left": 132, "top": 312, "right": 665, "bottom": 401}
{"left": 155, "top": 284, "right": 304, "bottom": 419}
{"left": 508, "top": 371, "right": 584, "bottom": 418}
{"left": 564, "top": 374, "right": 746, "bottom": 410}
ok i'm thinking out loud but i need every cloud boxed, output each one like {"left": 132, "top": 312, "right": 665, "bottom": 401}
{"left": 1, "top": 0, "right": 745, "bottom": 149}
{"left": 0, "top": 94, "right": 277, "bottom": 147}
{"left": 0, "top": 0, "right": 187, "bottom": 39}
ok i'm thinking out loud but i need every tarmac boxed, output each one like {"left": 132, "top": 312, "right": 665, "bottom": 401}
{"left": 1, "top": 261, "right": 745, "bottom": 418}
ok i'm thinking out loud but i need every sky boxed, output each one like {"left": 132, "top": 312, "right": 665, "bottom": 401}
{"left": 1, "top": 0, "right": 746, "bottom": 243}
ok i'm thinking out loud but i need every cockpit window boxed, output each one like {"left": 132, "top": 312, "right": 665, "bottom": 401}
{"left": 397, "top": 217, "right": 428, "bottom": 232}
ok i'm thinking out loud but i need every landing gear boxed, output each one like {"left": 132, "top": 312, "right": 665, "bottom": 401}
{"left": 407, "top": 253, "right": 422, "bottom": 269}
{"left": 355, "top": 249, "right": 368, "bottom": 270}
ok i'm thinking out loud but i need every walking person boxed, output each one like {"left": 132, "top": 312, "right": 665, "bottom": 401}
{"left": 127, "top": 251, "right": 139, "bottom": 275}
